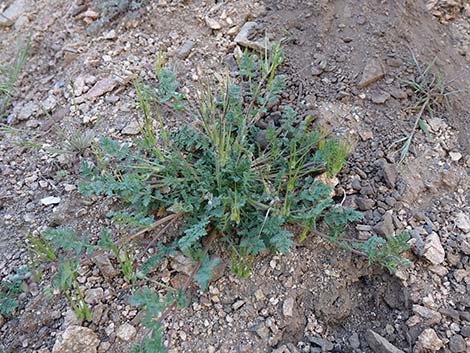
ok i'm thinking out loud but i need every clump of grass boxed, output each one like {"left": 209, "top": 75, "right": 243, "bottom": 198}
{"left": 394, "top": 51, "right": 459, "bottom": 162}
{"left": 0, "top": 36, "right": 30, "bottom": 117}
{"left": 24, "top": 44, "right": 410, "bottom": 353}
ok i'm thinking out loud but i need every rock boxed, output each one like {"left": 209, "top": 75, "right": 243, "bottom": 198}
{"left": 309, "top": 336, "right": 334, "bottom": 351}
{"left": 255, "top": 323, "right": 270, "bottom": 339}
{"left": 18, "top": 101, "right": 39, "bottom": 121}
{"left": 41, "top": 196, "right": 61, "bottom": 206}
{"left": 0, "top": 314, "right": 4, "bottom": 328}
{"left": 449, "top": 334, "right": 466, "bottom": 352}
{"left": 235, "top": 22, "right": 268, "bottom": 52}
{"left": 428, "top": 117, "right": 447, "bottom": 131}
{"left": 356, "top": 196, "right": 375, "bottom": 211}
{"left": 423, "top": 233, "right": 445, "bottom": 265}
{"left": 365, "top": 330, "right": 404, "bottom": 353}
{"left": 358, "top": 130, "right": 374, "bottom": 141}
{"left": 84, "top": 288, "right": 104, "bottom": 304}
{"left": 349, "top": 332, "right": 360, "bottom": 349}
{"left": 412, "top": 305, "right": 442, "bottom": 325}
{"left": 282, "top": 297, "right": 295, "bottom": 317}
{"left": 63, "top": 309, "right": 80, "bottom": 327}
{"left": 358, "top": 59, "right": 385, "bottom": 89}
{"left": 84, "top": 77, "right": 118, "bottom": 101}
{"left": 116, "top": 323, "right": 136, "bottom": 341}
{"left": 439, "top": 307, "right": 460, "bottom": 321}
{"left": 0, "top": 0, "right": 29, "bottom": 26}
{"left": 92, "top": 254, "right": 119, "bottom": 279}
{"left": 449, "top": 152, "right": 462, "bottom": 161}
{"left": 42, "top": 96, "right": 57, "bottom": 112}
{"left": 460, "top": 326, "right": 470, "bottom": 338}
{"left": 371, "top": 91, "right": 390, "bottom": 104}
{"left": 382, "top": 163, "right": 398, "bottom": 188}
{"left": 205, "top": 17, "right": 221, "bottom": 30}
{"left": 103, "top": 30, "right": 117, "bottom": 40}
{"left": 232, "top": 300, "right": 245, "bottom": 310}
{"left": 52, "top": 326, "right": 99, "bottom": 353}
{"left": 177, "top": 40, "right": 194, "bottom": 59}
{"left": 417, "top": 328, "right": 443, "bottom": 352}
{"left": 455, "top": 212, "right": 470, "bottom": 233}
{"left": 121, "top": 120, "right": 141, "bottom": 135}
{"left": 374, "top": 212, "right": 395, "bottom": 238}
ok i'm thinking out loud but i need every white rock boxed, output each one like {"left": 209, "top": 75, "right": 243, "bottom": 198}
{"left": 449, "top": 152, "right": 462, "bottom": 161}
{"left": 52, "top": 325, "right": 99, "bottom": 353}
{"left": 455, "top": 212, "right": 470, "bottom": 233}
{"left": 116, "top": 322, "right": 136, "bottom": 341}
{"left": 423, "top": 233, "right": 445, "bottom": 265}
{"left": 282, "top": 297, "right": 295, "bottom": 317}
{"left": 121, "top": 120, "right": 141, "bottom": 135}
{"left": 205, "top": 17, "right": 221, "bottom": 30}
{"left": 417, "top": 328, "right": 443, "bottom": 351}
{"left": 41, "top": 196, "right": 61, "bottom": 206}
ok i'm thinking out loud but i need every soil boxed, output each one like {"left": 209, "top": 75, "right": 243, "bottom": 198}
{"left": 0, "top": 1, "right": 469, "bottom": 353}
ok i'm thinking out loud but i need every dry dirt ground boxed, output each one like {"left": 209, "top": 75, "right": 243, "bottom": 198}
{"left": 0, "top": 1, "right": 469, "bottom": 353}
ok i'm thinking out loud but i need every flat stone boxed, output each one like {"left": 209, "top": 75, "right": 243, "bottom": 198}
{"left": 371, "top": 91, "right": 391, "bottom": 104}
{"left": 358, "top": 59, "right": 385, "bottom": 89}
{"left": 365, "top": 329, "right": 404, "bottom": 353}
{"left": 121, "top": 120, "right": 141, "bottom": 135}
{"left": 205, "top": 17, "right": 221, "bottom": 30}
{"left": 382, "top": 163, "right": 398, "bottom": 188}
{"left": 84, "top": 288, "right": 103, "bottom": 304}
{"left": 423, "top": 233, "right": 445, "bottom": 265}
{"left": 18, "top": 101, "right": 39, "bottom": 121}
{"left": 116, "top": 323, "right": 136, "bottom": 341}
{"left": 373, "top": 211, "right": 395, "bottom": 238}
{"left": 177, "top": 40, "right": 194, "bottom": 59}
{"left": 349, "top": 332, "right": 360, "bottom": 348}
{"left": 235, "top": 22, "right": 268, "bottom": 52}
{"left": 455, "top": 212, "right": 470, "bottom": 233}
{"left": 356, "top": 196, "right": 375, "bottom": 211}
{"left": 41, "top": 196, "right": 61, "bottom": 206}
{"left": 92, "top": 254, "right": 119, "bottom": 279}
{"left": 309, "top": 336, "right": 334, "bottom": 351}
{"left": 417, "top": 328, "right": 443, "bottom": 352}
{"left": 449, "top": 152, "right": 462, "bottom": 161}
{"left": 0, "top": 0, "right": 30, "bottom": 26}
{"left": 449, "top": 334, "right": 466, "bottom": 352}
{"left": 282, "top": 297, "right": 295, "bottom": 317}
{"left": 84, "top": 77, "right": 118, "bottom": 101}
{"left": 412, "top": 304, "right": 442, "bottom": 325}
{"left": 52, "top": 325, "right": 99, "bottom": 353}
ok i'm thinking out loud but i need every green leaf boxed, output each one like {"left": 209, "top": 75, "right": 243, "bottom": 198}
{"left": 194, "top": 256, "right": 219, "bottom": 290}
{"left": 178, "top": 218, "right": 209, "bottom": 253}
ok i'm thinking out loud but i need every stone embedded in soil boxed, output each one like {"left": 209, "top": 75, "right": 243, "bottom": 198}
{"left": 40, "top": 196, "right": 61, "bottom": 206}
{"left": 449, "top": 334, "right": 466, "bottom": 353}
{"left": 17, "top": 101, "right": 39, "bottom": 121}
{"left": 365, "top": 329, "right": 404, "bottom": 353}
{"left": 52, "top": 325, "right": 99, "bottom": 353}
{"left": 455, "top": 212, "right": 470, "bottom": 233}
{"left": 417, "top": 328, "right": 443, "bottom": 352}
{"left": 358, "top": 59, "right": 385, "bottom": 89}
{"left": 356, "top": 196, "right": 375, "bottom": 211}
{"left": 116, "top": 323, "right": 136, "bottom": 341}
{"left": 449, "top": 151, "right": 462, "bottom": 161}
{"left": 423, "top": 233, "right": 445, "bottom": 265}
